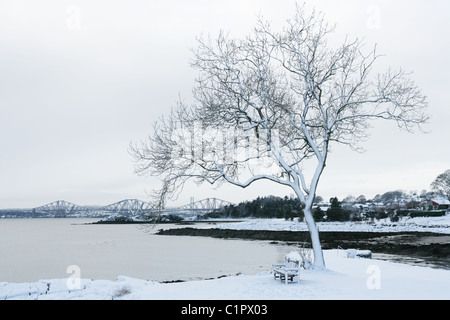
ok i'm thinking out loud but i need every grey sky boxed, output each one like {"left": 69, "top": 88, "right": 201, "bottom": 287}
{"left": 0, "top": 0, "right": 448, "bottom": 209}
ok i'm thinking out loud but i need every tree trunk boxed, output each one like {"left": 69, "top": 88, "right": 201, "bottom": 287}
{"left": 303, "top": 206, "right": 326, "bottom": 269}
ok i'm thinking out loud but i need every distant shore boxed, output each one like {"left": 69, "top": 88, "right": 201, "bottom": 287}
{"left": 86, "top": 220, "right": 239, "bottom": 225}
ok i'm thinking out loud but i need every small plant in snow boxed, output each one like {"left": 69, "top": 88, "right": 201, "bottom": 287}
{"left": 286, "top": 243, "right": 313, "bottom": 269}
{"left": 112, "top": 285, "right": 131, "bottom": 299}
{"left": 299, "top": 246, "right": 313, "bottom": 269}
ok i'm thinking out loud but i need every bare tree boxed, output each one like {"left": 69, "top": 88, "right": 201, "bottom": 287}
{"left": 431, "top": 169, "right": 450, "bottom": 200}
{"left": 130, "top": 4, "right": 428, "bottom": 269}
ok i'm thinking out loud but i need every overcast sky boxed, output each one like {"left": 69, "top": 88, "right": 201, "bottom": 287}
{"left": 0, "top": 0, "right": 449, "bottom": 209}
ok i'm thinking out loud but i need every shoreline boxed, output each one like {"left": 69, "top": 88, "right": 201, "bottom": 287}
{"left": 157, "top": 227, "right": 450, "bottom": 270}
{"left": 3, "top": 249, "right": 450, "bottom": 300}
{"left": 83, "top": 220, "right": 242, "bottom": 225}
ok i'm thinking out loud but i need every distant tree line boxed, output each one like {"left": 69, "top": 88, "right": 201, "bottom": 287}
{"left": 199, "top": 191, "right": 447, "bottom": 222}
{"left": 198, "top": 196, "right": 303, "bottom": 220}
{"left": 199, "top": 169, "right": 450, "bottom": 222}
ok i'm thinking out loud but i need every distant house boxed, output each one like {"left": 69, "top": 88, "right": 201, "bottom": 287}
{"left": 312, "top": 202, "right": 330, "bottom": 212}
{"left": 430, "top": 198, "right": 450, "bottom": 211}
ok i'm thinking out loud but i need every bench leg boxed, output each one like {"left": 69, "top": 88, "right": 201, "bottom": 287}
{"left": 274, "top": 271, "right": 300, "bottom": 284}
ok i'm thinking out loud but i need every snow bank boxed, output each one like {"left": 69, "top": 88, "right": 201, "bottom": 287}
{"left": 2, "top": 250, "right": 449, "bottom": 300}
{"left": 0, "top": 276, "right": 157, "bottom": 300}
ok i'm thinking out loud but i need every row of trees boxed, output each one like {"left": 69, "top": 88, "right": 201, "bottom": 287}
{"left": 199, "top": 196, "right": 302, "bottom": 219}
{"left": 199, "top": 195, "right": 354, "bottom": 221}
{"left": 200, "top": 188, "right": 448, "bottom": 222}
{"left": 316, "top": 169, "right": 450, "bottom": 205}
{"left": 319, "top": 191, "right": 442, "bottom": 207}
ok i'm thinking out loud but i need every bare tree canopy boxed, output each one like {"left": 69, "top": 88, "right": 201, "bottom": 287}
{"left": 130, "top": 4, "right": 429, "bottom": 268}
{"left": 431, "top": 169, "right": 450, "bottom": 200}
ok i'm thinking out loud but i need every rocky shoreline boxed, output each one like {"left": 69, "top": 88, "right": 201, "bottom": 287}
{"left": 157, "top": 227, "right": 450, "bottom": 270}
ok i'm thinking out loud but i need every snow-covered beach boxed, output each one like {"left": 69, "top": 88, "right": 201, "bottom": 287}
{"left": 1, "top": 216, "right": 449, "bottom": 300}
{"left": 1, "top": 249, "right": 449, "bottom": 300}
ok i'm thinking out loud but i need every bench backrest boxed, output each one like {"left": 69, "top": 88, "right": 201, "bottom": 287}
{"left": 285, "top": 258, "right": 300, "bottom": 269}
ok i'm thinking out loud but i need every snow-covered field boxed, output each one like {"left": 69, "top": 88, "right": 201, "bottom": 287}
{"left": 1, "top": 215, "right": 449, "bottom": 300}
{"left": 201, "top": 215, "right": 450, "bottom": 234}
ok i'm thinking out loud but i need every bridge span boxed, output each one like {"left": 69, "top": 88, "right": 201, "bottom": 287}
{"left": 0, "top": 198, "right": 234, "bottom": 218}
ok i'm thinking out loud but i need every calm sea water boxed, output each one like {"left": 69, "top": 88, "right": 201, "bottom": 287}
{"left": 0, "top": 219, "right": 290, "bottom": 283}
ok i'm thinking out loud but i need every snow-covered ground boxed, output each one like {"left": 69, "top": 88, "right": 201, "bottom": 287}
{"left": 1, "top": 249, "right": 449, "bottom": 300}
{"left": 1, "top": 215, "right": 449, "bottom": 300}
{"left": 200, "top": 215, "right": 450, "bottom": 234}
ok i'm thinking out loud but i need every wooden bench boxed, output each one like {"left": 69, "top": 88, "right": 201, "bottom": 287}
{"left": 272, "top": 258, "right": 300, "bottom": 284}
